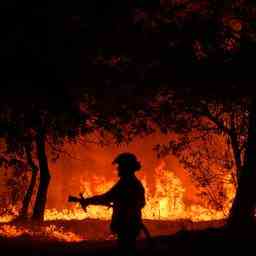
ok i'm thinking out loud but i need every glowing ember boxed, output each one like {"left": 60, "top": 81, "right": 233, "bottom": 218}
{"left": 0, "top": 214, "right": 16, "bottom": 223}
{"left": 0, "top": 224, "right": 83, "bottom": 242}
{"left": 43, "top": 225, "right": 83, "bottom": 242}
{"left": 0, "top": 207, "right": 19, "bottom": 223}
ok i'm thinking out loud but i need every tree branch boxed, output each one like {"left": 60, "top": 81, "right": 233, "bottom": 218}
{"left": 193, "top": 104, "right": 231, "bottom": 135}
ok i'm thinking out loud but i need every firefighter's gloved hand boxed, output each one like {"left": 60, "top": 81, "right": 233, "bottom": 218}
{"left": 80, "top": 198, "right": 89, "bottom": 212}
{"left": 79, "top": 193, "right": 89, "bottom": 212}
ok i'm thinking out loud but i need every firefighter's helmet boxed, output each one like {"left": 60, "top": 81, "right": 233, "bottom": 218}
{"left": 112, "top": 152, "right": 141, "bottom": 172}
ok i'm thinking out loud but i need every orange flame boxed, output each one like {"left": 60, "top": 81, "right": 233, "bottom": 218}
{"left": 44, "top": 160, "right": 235, "bottom": 222}
{"left": 0, "top": 160, "right": 235, "bottom": 241}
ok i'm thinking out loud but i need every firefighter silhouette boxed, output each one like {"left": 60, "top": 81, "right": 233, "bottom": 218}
{"left": 80, "top": 152, "right": 146, "bottom": 254}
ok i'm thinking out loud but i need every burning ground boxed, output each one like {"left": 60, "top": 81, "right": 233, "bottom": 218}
{"left": 0, "top": 218, "right": 229, "bottom": 256}
{"left": 0, "top": 219, "right": 250, "bottom": 256}
{"left": 0, "top": 219, "right": 225, "bottom": 242}
{"left": 0, "top": 132, "right": 235, "bottom": 252}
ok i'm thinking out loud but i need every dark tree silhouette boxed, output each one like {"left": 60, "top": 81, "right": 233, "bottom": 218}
{"left": 1, "top": 0, "right": 256, "bottom": 232}
{"left": 19, "top": 144, "right": 38, "bottom": 220}
{"left": 130, "top": 0, "right": 256, "bottom": 233}
{"left": 228, "top": 99, "right": 256, "bottom": 233}
{"left": 150, "top": 91, "right": 248, "bottom": 220}
{"left": 0, "top": 90, "right": 88, "bottom": 221}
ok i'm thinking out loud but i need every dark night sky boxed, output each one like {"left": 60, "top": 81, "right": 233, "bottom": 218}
{"left": 1, "top": 1, "right": 256, "bottom": 101}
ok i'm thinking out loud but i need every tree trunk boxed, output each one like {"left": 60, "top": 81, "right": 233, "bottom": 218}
{"left": 228, "top": 99, "right": 256, "bottom": 235}
{"left": 19, "top": 145, "right": 38, "bottom": 220}
{"left": 32, "top": 129, "right": 51, "bottom": 222}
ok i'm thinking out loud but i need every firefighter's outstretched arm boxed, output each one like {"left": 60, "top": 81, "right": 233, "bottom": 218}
{"left": 81, "top": 182, "right": 120, "bottom": 208}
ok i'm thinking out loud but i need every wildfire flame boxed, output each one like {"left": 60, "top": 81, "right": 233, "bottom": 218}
{"left": 44, "top": 160, "right": 235, "bottom": 222}
{"left": 0, "top": 160, "right": 235, "bottom": 241}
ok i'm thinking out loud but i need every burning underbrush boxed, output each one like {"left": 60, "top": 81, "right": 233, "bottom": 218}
{"left": 0, "top": 221, "right": 83, "bottom": 242}
{"left": 0, "top": 218, "right": 225, "bottom": 243}
{"left": 42, "top": 160, "right": 235, "bottom": 223}
{"left": 0, "top": 143, "right": 235, "bottom": 242}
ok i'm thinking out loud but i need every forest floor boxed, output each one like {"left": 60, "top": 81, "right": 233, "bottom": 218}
{"left": 0, "top": 219, "right": 254, "bottom": 256}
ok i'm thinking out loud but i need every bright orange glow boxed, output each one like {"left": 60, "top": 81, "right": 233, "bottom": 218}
{"left": 43, "top": 160, "right": 235, "bottom": 222}
{"left": 0, "top": 207, "right": 19, "bottom": 223}
{"left": 0, "top": 161, "right": 235, "bottom": 225}
{"left": 0, "top": 140, "right": 236, "bottom": 241}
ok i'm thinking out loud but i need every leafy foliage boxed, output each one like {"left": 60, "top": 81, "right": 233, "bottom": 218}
{"left": 152, "top": 90, "right": 249, "bottom": 210}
